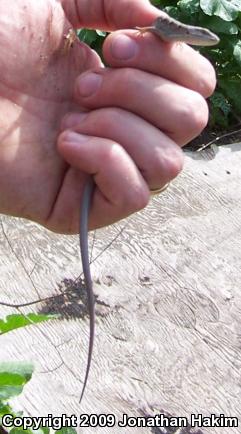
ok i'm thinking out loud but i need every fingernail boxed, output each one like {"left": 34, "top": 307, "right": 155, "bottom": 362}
{"left": 61, "top": 113, "right": 88, "bottom": 130}
{"left": 77, "top": 72, "right": 102, "bottom": 97}
{"left": 111, "top": 34, "right": 139, "bottom": 60}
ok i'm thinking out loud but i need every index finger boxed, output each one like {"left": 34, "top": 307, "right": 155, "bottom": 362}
{"left": 62, "top": 0, "right": 160, "bottom": 31}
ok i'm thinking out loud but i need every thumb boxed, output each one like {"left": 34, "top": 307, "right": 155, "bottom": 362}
{"left": 61, "top": 0, "right": 161, "bottom": 31}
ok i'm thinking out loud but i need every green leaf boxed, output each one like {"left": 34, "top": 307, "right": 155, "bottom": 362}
{"left": 201, "top": 15, "right": 239, "bottom": 34}
{"left": 0, "top": 313, "right": 59, "bottom": 335}
{"left": 233, "top": 40, "right": 241, "bottom": 66}
{"left": 178, "top": 0, "right": 200, "bottom": 16}
{"left": 0, "top": 401, "right": 14, "bottom": 420}
{"left": 9, "top": 430, "right": 31, "bottom": 434}
{"left": 219, "top": 78, "right": 241, "bottom": 112}
{"left": 55, "top": 429, "right": 77, "bottom": 434}
{"left": 0, "top": 374, "right": 25, "bottom": 400}
{"left": 210, "top": 92, "right": 231, "bottom": 115}
{"left": 151, "top": 0, "right": 161, "bottom": 6}
{"left": 77, "top": 29, "right": 99, "bottom": 45}
{"left": 96, "top": 30, "right": 106, "bottom": 37}
{"left": 8, "top": 429, "right": 43, "bottom": 434}
{"left": 40, "top": 428, "right": 50, "bottom": 434}
{"left": 164, "top": 6, "right": 182, "bottom": 20}
{"left": 0, "top": 362, "right": 34, "bottom": 379}
{"left": 9, "top": 429, "right": 47, "bottom": 434}
{"left": 0, "top": 362, "right": 34, "bottom": 400}
{"left": 200, "top": 0, "right": 241, "bottom": 21}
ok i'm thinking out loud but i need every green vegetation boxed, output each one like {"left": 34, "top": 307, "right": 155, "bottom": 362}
{"left": 0, "top": 313, "right": 58, "bottom": 335}
{"left": 0, "top": 362, "right": 34, "bottom": 428}
{"left": 77, "top": 0, "right": 241, "bottom": 128}
{"left": 0, "top": 314, "right": 74, "bottom": 433}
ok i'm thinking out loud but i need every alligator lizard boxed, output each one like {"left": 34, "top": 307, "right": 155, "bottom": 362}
{"left": 78, "top": 14, "right": 219, "bottom": 404}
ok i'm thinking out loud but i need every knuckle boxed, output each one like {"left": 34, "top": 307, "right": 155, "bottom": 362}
{"left": 117, "top": 184, "right": 149, "bottom": 215}
{"left": 167, "top": 155, "right": 184, "bottom": 179}
{"left": 197, "top": 62, "right": 217, "bottom": 97}
{"left": 113, "top": 67, "right": 139, "bottom": 93}
{"left": 178, "top": 91, "right": 209, "bottom": 138}
{"left": 96, "top": 108, "right": 125, "bottom": 131}
{"left": 103, "top": 141, "right": 123, "bottom": 165}
{"left": 144, "top": 146, "right": 184, "bottom": 187}
{"left": 157, "top": 148, "right": 184, "bottom": 181}
{"left": 124, "top": 186, "right": 150, "bottom": 213}
{"left": 117, "top": 67, "right": 135, "bottom": 83}
{"left": 132, "top": 187, "right": 150, "bottom": 211}
{"left": 103, "top": 143, "right": 150, "bottom": 214}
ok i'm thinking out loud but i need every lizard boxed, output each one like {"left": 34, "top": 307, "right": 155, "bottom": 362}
{"left": 135, "top": 15, "right": 219, "bottom": 45}
{"left": 78, "top": 14, "right": 219, "bottom": 404}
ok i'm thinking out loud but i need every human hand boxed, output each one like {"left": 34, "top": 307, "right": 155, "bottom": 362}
{"left": 58, "top": 0, "right": 216, "bottom": 231}
{"left": 0, "top": 0, "right": 216, "bottom": 233}
{"left": 0, "top": 0, "right": 101, "bottom": 232}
